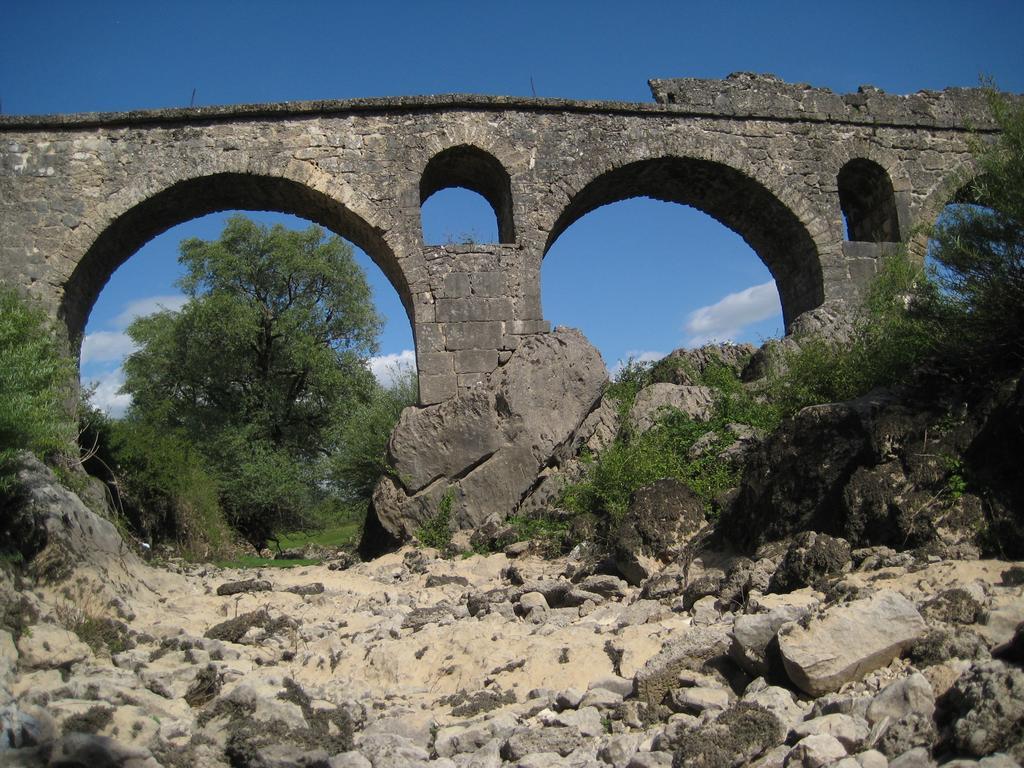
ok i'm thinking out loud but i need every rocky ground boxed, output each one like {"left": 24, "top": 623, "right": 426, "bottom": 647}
{"left": 3, "top": 523, "right": 1024, "bottom": 767}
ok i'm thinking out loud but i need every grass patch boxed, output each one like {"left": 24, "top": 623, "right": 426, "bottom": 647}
{"left": 277, "top": 521, "right": 361, "bottom": 550}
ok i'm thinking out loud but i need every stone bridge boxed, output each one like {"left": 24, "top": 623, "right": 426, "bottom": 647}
{"left": 0, "top": 73, "right": 1006, "bottom": 404}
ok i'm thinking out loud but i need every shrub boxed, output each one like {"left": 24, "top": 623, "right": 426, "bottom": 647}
{"left": 926, "top": 91, "right": 1024, "bottom": 372}
{"left": 0, "top": 287, "right": 76, "bottom": 495}
{"left": 416, "top": 488, "right": 454, "bottom": 550}
{"left": 83, "top": 410, "right": 234, "bottom": 559}
{"left": 328, "top": 366, "right": 417, "bottom": 506}
{"left": 767, "top": 248, "right": 934, "bottom": 416}
{"left": 561, "top": 363, "right": 778, "bottom": 529}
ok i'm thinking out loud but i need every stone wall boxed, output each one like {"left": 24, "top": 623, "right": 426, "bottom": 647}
{"left": 0, "top": 74, "right": 1016, "bottom": 404}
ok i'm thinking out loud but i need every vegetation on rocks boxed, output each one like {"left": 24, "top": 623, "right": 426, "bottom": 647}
{"left": 0, "top": 287, "right": 76, "bottom": 498}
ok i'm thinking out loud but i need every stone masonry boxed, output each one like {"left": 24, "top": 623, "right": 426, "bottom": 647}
{"left": 1, "top": 73, "right": 1017, "bottom": 403}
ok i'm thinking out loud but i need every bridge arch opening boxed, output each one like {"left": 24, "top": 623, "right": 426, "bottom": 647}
{"left": 542, "top": 197, "right": 785, "bottom": 371}
{"left": 67, "top": 173, "right": 416, "bottom": 414}
{"left": 543, "top": 157, "right": 823, "bottom": 333}
{"left": 838, "top": 158, "right": 901, "bottom": 243}
{"left": 420, "top": 145, "right": 514, "bottom": 244}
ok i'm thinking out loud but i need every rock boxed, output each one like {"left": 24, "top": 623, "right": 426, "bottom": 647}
{"left": 614, "top": 479, "right": 707, "bottom": 586}
{"left": 941, "top": 660, "right": 1024, "bottom": 761}
{"left": 540, "top": 705, "right": 604, "bottom": 737}
{"left": 640, "top": 574, "right": 685, "bottom": 601}
{"left": 328, "top": 753, "right": 373, "bottom": 768}
{"left": 777, "top": 591, "right": 927, "bottom": 696}
{"left": 682, "top": 576, "right": 722, "bottom": 611}
{"left": 204, "top": 608, "right": 296, "bottom": 643}
{"left": 650, "top": 344, "right": 755, "bottom": 387}
{"left": 920, "top": 588, "right": 983, "bottom": 625}
{"left": 768, "top": 532, "right": 851, "bottom": 594}
{"left": 403, "top": 604, "right": 455, "bottom": 630}
{"left": 577, "top": 575, "right": 629, "bottom": 601}
{"left": 785, "top": 734, "right": 848, "bottom": 767}
{"left": 730, "top": 603, "right": 812, "bottom": 679}
{"left": 635, "top": 625, "right": 731, "bottom": 706}
{"left": 579, "top": 687, "right": 623, "bottom": 710}
{"left": 628, "top": 383, "right": 715, "bottom": 433}
{"left": 598, "top": 733, "right": 643, "bottom": 768}
{"left": 887, "top": 747, "right": 936, "bottom": 767}
{"left": 720, "top": 389, "right": 937, "bottom": 553}
{"left": 671, "top": 702, "right": 785, "bottom": 768}
{"left": 49, "top": 732, "right": 161, "bottom": 767}
{"left": 791, "top": 714, "right": 869, "bottom": 752}
{"left": 866, "top": 673, "right": 935, "bottom": 726}
{"left": 216, "top": 578, "right": 272, "bottom": 596}
{"left": 668, "top": 686, "right": 732, "bottom": 715}
{"left": 283, "top": 583, "right": 325, "bottom": 596}
{"left": 500, "top": 726, "right": 583, "bottom": 760}
{"left": 3, "top": 454, "right": 139, "bottom": 582}
{"left": 369, "top": 328, "right": 606, "bottom": 542}
{"left": 907, "top": 627, "right": 990, "bottom": 668}
{"left": 742, "top": 685, "right": 807, "bottom": 733}
{"left": 875, "top": 712, "right": 937, "bottom": 759}
{"left": 588, "top": 675, "right": 634, "bottom": 698}
{"left": 17, "top": 623, "right": 91, "bottom": 669}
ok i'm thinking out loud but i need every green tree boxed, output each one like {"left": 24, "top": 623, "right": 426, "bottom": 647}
{"left": 0, "top": 287, "right": 76, "bottom": 496}
{"left": 926, "top": 92, "right": 1024, "bottom": 370}
{"left": 328, "top": 364, "right": 418, "bottom": 506}
{"left": 121, "top": 216, "right": 383, "bottom": 551}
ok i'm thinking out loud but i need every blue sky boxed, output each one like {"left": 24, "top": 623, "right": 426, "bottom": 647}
{"left": 3, "top": 1, "right": 1022, "bottom": 414}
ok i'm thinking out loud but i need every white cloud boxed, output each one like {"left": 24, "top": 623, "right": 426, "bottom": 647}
{"left": 610, "top": 349, "right": 666, "bottom": 378}
{"left": 81, "top": 330, "right": 138, "bottom": 364}
{"left": 368, "top": 349, "right": 416, "bottom": 388}
{"left": 683, "top": 280, "right": 781, "bottom": 346}
{"left": 112, "top": 294, "right": 187, "bottom": 329}
{"left": 84, "top": 368, "right": 131, "bottom": 418}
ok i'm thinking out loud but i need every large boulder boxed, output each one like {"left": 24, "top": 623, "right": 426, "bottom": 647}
{"left": 367, "top": 328, "right": 607, "bottom": 544}
{"left": 1, "top": 454, "right": 139, "bottom": 584}
{"left": 627, "top": 383, "right": 715, "bottom": 433}
{"left": 940, "top": 660, "right": 1024, "bottom": 761}
{"left": 719, "top": 389, "right": 938, "bottom": 553}
{"left": 650, "top": 342, "right": 756, "bottom": 386}
{"left": 778, "top": 590, "right": 927, "bottom": 697}
{"left": 613, "top": 479, "right": 708, "bottom": 586}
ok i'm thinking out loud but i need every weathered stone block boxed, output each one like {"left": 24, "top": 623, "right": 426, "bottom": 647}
{"left": 445, "top": 321, "right": 503, "bottom": 351}
{"left": 454, "top": 349, "right": 498, "bottom": 374}
{"left": 416, "top": 351, "right": 453, "bottom": 376}
{"left": 417, "top": 373, "right": 458, "bottom": 405}
{"left": 457, "top": 372, "right": 487, "bottom": 389}
{"left": 441, "top": 272, "right": 471, "bottom": 298}
{"left": 471, "top": 271, "right": 505, "bottom": 297}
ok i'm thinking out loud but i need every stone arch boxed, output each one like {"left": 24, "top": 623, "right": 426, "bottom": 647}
{"left": 542, "top": 156, "right": 824, "bottom": 329}
{"left": 911, "top": 158, "right": 981, "bottom": 260}
{"left": 837, "top": 158, "right": 902, "bottom": 242}
{"left": 420, "top": 144, "right": 515, "bottom": 244}
{"left": 60, "top": 172, "right": 412, "bottom": 352}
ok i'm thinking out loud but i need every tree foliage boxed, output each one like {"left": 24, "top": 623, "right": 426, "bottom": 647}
{"left": 121, "top": 216, "right": 384, "bottom": 551}
{"left": 926, "top": 91, "right": 1024, "bottom": 370}
{"left": 0, "top": 287, "right": 75, "bottom": 495}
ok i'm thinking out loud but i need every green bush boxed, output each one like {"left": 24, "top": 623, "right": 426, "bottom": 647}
{"left": 926, "top": 92, "right": 1024, "bottom": 372}
{"left": 0, "top": 287, "right": 76, "bottom": 495}
{"left": 767, "top": 249, "right": 934, "bottom": 417}
{"left": 561, "top": 363, "right": 778, "bottom": 528}
{"left": 81, "top": 408, "right": 234, "bottom": 559}
{"left": 416, "top": 488, "right": 453, "bottom": 550}
{"left": 328, "top": 367, "right": 417, "bottom": 506}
